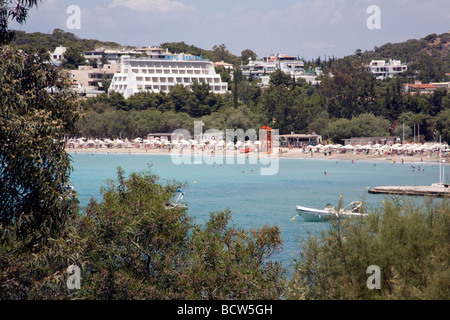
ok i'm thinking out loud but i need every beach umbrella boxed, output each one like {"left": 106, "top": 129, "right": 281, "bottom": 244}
{"left": 342, "top": 145, "right": 355, "bottom": 150}
{"left": 180, "top": 139, "right": 190, "bottom": 145}
{"left": 373, "top": 143, "right": 382, "bottom": 148}
{"left": 408, "top": 144, "right": 423, "bottom": 151}
{"left": 254, "top": 141, "right": 262, "bottom": 145}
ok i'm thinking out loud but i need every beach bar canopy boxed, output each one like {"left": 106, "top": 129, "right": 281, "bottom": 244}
{"left": 146, "top": 133, "right": 172, "bottom": 142}
{"left": 279, "top": 133, "right": 322, "bottom": 147}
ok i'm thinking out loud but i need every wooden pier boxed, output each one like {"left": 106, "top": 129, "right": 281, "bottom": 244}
{"left": 368, "top": 184, "right": 450, "bottom": 197}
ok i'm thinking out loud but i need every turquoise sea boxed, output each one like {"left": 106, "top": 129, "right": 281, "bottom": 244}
{"left": 69, "top": 152, "right": 444, "bottom": 267}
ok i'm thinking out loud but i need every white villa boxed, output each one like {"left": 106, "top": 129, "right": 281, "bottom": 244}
{"left": 368, "top": 59, "right": 408, "bottom": 80}
{"left": 108, "top": 51, "right": 228, "bottom": 98}
{"left": 241, "top": 53, "right": 321, "bottom": 86}
{"left": 50, "top": 46, "right": 67, "bottom": 66}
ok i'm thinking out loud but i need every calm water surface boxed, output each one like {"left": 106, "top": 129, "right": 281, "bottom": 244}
{"left": 69, "top": 153, "right": 442, "bottom": 266}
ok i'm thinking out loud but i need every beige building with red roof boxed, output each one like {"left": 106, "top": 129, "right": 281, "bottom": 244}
{"left": 403, "top": 81, "right": 439, "bottom": 95}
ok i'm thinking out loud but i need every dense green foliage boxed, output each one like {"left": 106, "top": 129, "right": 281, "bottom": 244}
{"left": 0, "top": 0, "right": 39, "bottom": 44}
{"left": 0, "top": 46, "right": 81, "bottom": 244}
{"left": 61, "top": 45, "right": 86, "bottom": 69}
{"left": 0, "top": 19, "right": 83, "bottom": 297}
{"left": 74, "top": 167, "right": 285, "bottom": 299}
{"left": 287, "top": 197, "right": 450, "bottom": 300}
{"left": 76, "top": 80, "right": 264, "bottom": 137}
{"left": 12, "top": 28, "right": 122, "bottom": 55}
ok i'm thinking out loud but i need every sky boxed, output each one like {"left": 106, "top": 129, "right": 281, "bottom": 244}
{"left": 11, "top": 0, "right": 450, "bottom": 60}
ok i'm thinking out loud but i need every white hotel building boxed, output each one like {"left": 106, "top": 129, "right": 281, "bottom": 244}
{"left": 109, "top": 52, "right": 228, "bottom": 98}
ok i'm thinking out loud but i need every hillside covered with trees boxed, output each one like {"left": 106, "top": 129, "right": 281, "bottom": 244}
{"left": 8, "top": 30, "right": 450, "bottom": 144}
{"left": 70, "top": 31, "right": 450, "bottom": 144}
{"left": 71, "top": 32, "right": 449, "bottom": 144}
{"left": 12, "top": 28, "right": 122, "bottom": 55}
{"left": 356, "top": 32, "right": 450, "bottom": 83}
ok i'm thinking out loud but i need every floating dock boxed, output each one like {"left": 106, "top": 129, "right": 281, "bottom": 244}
{"left": 368, "top": 184, "right": 450, "bottom": 197}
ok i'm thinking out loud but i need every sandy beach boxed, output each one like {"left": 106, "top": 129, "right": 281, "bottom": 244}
{"left": 66, "top": 146, "right": 447, "bottom": 165}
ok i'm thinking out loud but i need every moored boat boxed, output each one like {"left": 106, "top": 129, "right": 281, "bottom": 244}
{"left": 165, "top": 189, "right": 187, "bottom": 209}
{"left": 292, "top": 201, "right": 365, "bottom": 221}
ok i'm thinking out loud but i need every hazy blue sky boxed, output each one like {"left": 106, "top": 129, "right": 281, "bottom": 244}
{"left": 12, "top": 0, "right": 450, "bottom": 60}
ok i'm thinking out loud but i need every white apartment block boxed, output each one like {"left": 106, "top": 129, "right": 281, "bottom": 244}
{"left": 109, "top": 53, "right": 228, "bottom": 98}
{"left": 368, "top": 59, "right": 407, "bottom": 80}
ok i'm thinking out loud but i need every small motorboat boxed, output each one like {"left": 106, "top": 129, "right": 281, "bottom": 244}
{"left": 292, "top": 201, "right": 365, "bottom": 221}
